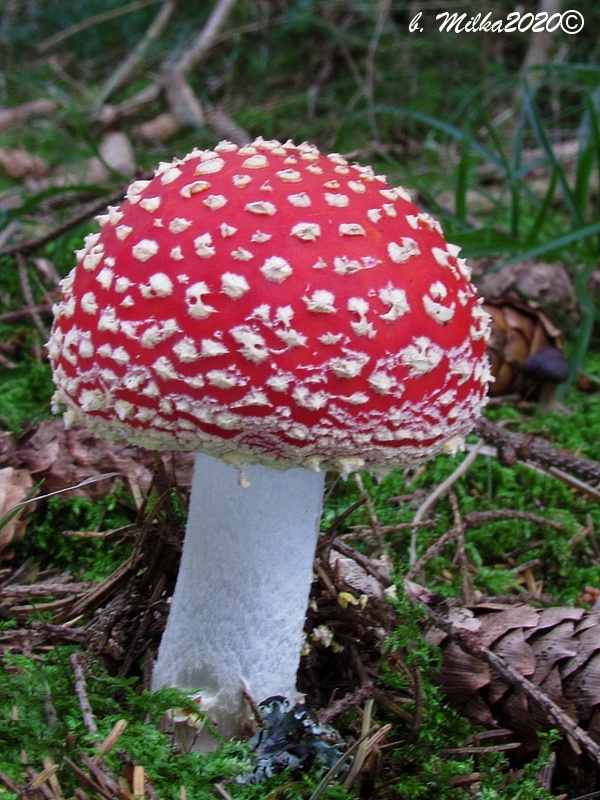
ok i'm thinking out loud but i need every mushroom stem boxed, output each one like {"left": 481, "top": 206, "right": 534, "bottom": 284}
{"left": 152, "top": 452, "right": 325, "bottom": 748}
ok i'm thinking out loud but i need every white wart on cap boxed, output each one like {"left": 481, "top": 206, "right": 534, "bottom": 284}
{"left": 48, "top": 138, "right": 491, "bottom": 476}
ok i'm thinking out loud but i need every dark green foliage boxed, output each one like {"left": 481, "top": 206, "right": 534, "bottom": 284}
{"left": 16, "top": 493, "right": 133, "bottom": 578}
{"left": 0, "top": 360, "right": 54, "bottom": 431}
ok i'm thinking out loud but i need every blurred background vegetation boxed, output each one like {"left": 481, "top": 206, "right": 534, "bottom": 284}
{"left": 2, "top": 2, "right": 600, "bottom": 798}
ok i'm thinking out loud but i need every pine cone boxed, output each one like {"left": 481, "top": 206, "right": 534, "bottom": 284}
{"left": 426, "top": 602, "right": 600, "bottom": 747}
{"left": 484, "top": 299, "right": 569, "bottom": 399}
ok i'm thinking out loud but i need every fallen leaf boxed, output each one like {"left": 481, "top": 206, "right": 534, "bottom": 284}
{"left": 12, "top": 419, "right": 194, "bottom": 500}
{"left": 101, "top": 130, "right": 136, "bottom": 174}
{"left": 134, "top": 113, "right": 180, "bottom": 142}
{"left": 87, "top": 131, "right": 136, "bottom": 183}
{"left": 0, "top": 99, "right": 56, "bottom": 132}
{"left": 0, "top": 147, "right": 50, "bottom": 180}
{"left": 0, "top": 467, "right": 35, "bottom": 557}
{"left": 328, "top": 548, "right": 390, "bottom": 601}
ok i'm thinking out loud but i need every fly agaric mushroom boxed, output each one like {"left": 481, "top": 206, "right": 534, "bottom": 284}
{"left": 47, "top": 137, "right": 491, "bottom": 746}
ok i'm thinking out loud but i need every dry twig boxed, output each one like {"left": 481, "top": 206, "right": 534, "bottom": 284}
{"left": 16, "top": 252, "right": 49, "bottom": 338}
{"left": 464, "top": 508, "right": 566, "bottom": 530}
{"left": 94, "top": 720, "right": 129, "bottom": 762}
{"left": 354, "top": 473, "right": 384, "bottom": 548}
{"left": 404, "top": 524, "right": 461, "bottom": 582}
{"left": 409, "top": 439, "right": 484, "bottom": 565}
{"left": 97, "top": 82, "right": 163, "bottom": 127}
{"left": 318, "top": 681, "right": 374, "bottom": 726}
{"left": 93, "top": 0, "right": 176, "bottom": 115}
{"left": 0, "top": 188, "right": 131, "bottom": 259}
{"left": 475, "top": 417, "right": 600, "bottom": 484}
{"left": 213, "top": 783, "right": 235, "bottom": 800}
{"left": 171, "top": 0, "right": 239, "bottom": 77}
{"left": 94, "top": 0, "right": 248, "bottom": 144}
{"left": 70, "top": 652, "right": 99, "bottom": 737}
{"left": 448, "top": 493, "right": 472, "bottom": 603}
{"left": 0, "top": 771, "right": 21, "bottom": 795}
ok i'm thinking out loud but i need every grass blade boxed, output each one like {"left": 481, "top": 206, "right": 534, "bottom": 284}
{"left": 522, "top": 80, "right": 582, "bottom": 226}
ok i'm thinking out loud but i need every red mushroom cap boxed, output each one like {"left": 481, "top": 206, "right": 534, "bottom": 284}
{"left": 48, "top": 138, "right": 491, "bottom": 476}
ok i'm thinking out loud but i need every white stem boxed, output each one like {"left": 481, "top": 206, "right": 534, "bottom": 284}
{"left": 152, "top": 452, "right": 325, "bottom": 746}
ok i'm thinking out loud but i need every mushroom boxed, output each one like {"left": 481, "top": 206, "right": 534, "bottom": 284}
{"left": 47, "top": 137, "right": 491, "bottom": 746}
{"left": 522, "top": 345, "right": 570, "bottom": 384}
{"left": 522, "top": 345, "right": 570, "bottom": 409}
